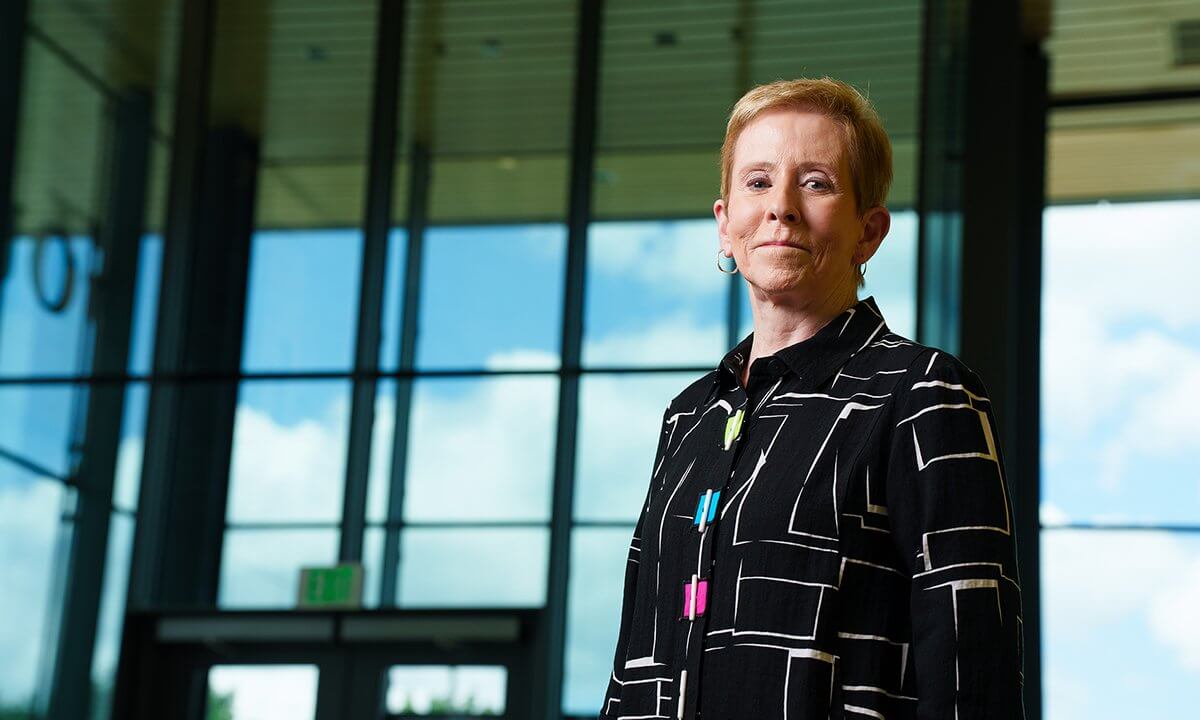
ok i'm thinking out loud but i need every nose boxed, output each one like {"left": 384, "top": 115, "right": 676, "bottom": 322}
{"left": 767, "top": 185, "right": 801, "bottom": 224}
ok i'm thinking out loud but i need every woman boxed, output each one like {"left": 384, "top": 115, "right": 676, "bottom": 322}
{"left": 599, "top": 78, "right": 1024, "bottom": 720}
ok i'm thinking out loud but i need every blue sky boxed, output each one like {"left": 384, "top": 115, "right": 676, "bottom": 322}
{"left": 2, "top": 202, "right": 1199, "bottom": 714}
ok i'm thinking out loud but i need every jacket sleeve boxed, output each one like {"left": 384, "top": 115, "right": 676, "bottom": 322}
{"left": 884, "top": 350, "right": 1025, "bottom": 719}
{"left": 598, "top": 402, "right": 673, "bottom": 719}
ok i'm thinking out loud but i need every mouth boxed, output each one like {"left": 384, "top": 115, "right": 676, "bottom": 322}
{"left": 758, "top": 240, "right": 806, "bottom": 250}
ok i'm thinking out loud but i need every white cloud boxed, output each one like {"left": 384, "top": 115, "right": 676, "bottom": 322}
{"left": 1043, "top": 200, "right": 1200, "bottom": 328}
{"left": 583, "top": 312, "right": 724, "bottom": 367}
{"left": 1039, "top": 501, "right": 1070, "bottom": 526}
{"left": 226, "top": 393, "right": 350, "bottom": 523}
{"left": 1042, "top": 531, "right": 1187, "bottom": 630}
{"left": 1043, "top": 529, "right": 1200, "bottom": 678}
{"left": 0, "top": 479, "right": 67, "bottom": 703}
{"left": 1148, "top": 556, "right": 1200, "bottom": 673}
{"left": 483, "top": 348, "right": 560, "bottom": 371}
{"left": 1041, "top": 201, "right": 1200, "bottom": 501}
{"left": 588, "top": 219, "right": 725, "bottom": 298}
{"left": 404, "top": 374, "right": 559, "bottom": 521}
{"left": 575, "top": 372, "right": 699, "bottom": 520}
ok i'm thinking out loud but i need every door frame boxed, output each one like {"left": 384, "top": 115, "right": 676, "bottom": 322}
{"left": 112, "top": 608, "right": 540, "bottom": 720}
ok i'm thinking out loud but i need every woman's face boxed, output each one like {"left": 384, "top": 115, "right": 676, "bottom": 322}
{"left": 714, "top": 108, "right": 888, "bottom": 308}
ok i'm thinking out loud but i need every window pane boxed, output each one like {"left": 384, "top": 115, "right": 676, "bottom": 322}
{"left": 241, "top": 229, "right": 363, "bottom": 372}
{"left": 584, "top": 220, "right": 727, "bottom": 368}
{"left": 207, "top": 665, "right": 319, "bottom": 720}
{"left": 574, "top": 372, "right": 698, "bottom": 521}
{"left": 416, "top": 225, "right": 565, "bottom": 371}
{"left": 860, "top": 209, "right": 918, "bottom": 340}
{"left": 219, "top": 529, "right": 338, "bottom": 609}
{"left": 379, "top": 228, "right": 408, "bottom": 371}
{"left": 0, "top": 236, "right": 97, "bottom": 377}
{"left": 362, "top": 525, "right": 385, "bottom": 609}
{"left": 366, "top": 379, "right": 399, "bottom": 525}
{"left": 5, "top": 30, "right": 111, "bottom": 380}
{"left": 385, "top": 665, "right": 507, "bottom": 716}
{"left": 1042, "top": 529, "right": 1200, "bottom": 718}
{"left": 228, "top": 380, "right": 351, "bottom": 524}
{"left": 1041, "top": 200, "right": 1200, "bottom": 525}
{"left": 90, "top": 512, "right": 134, "bottom": 720}
{"left": 128, "top": 234, "right": 162, "bottom": 377}
{"left": 113, "top": 383, "right": 149, "bottom": 513}
{"left": 0, "top": 383, "right": 79, "bottom": 481}
{"left": 563, "top": 526, "right": 634, "bottom": 717}
{"left": 399, "top": 527, "right": 547, "bottom": 607}
{"left": 208, "top": 0, "right": 376, "bottom": 371}
{"left": 0, "top": 476, "right": 69, "bottom": 711}
{"left": 405, "top": 376, "right": 558, "bottom": 522}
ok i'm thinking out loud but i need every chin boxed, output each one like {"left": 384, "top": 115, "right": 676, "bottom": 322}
{"left": 747, "top": 264, "right": 808, "bottom": 292}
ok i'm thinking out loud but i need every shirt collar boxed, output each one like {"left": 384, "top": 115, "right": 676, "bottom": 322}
{"left": 704, "top": 295, "right": 890, "bottom": 404}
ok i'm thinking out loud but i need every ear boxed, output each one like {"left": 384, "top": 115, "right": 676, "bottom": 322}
{"left": 854, "top": 205, "right": 891, "bottom": 265}
{"left": 713, "top": 197, "right": 733, "bottom": 256}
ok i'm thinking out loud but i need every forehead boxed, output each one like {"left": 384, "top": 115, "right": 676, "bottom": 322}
{"left": 732, "top": 108, "right": 848, "bottom": 171}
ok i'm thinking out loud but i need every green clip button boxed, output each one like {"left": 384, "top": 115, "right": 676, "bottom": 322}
{"left": 723, "top": 409, "right": 744, "bottom": 450}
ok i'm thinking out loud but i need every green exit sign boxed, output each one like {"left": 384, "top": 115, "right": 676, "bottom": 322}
{"left": 297, "top": 564, "right": 363, "bottom": 609}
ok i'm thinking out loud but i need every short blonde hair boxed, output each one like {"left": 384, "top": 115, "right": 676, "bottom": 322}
{"left": 719, "top": 76, "right": 893, "bottom": 214}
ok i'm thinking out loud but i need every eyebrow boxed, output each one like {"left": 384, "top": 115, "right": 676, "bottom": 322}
{"left": 737, "top": 160, "right": 839, "bottom": 175}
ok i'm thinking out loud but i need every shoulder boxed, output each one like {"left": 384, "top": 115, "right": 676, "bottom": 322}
{"left": 862, "top": 328, "right": 988, "bottom": 388}
{"left": 850, "top": 328, "right": 993, "bottom": 410}
{"left": 878, "top": 340, "right": 995, "bottom": 429}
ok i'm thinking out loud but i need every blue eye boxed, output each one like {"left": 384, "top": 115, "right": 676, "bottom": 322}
{"left": 748, "top": 178, "right": 768, "bottom": 189}
{"left": 804, "top": 178, "right": 829, "bottom": 190}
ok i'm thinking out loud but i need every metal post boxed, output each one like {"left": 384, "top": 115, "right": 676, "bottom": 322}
{"left": 538, "top": 0, "right": 604, "bottom": 717}
{"left": 339, "top": 0, "right": 407, "bottom": 564}
{"left": 0, "top": 0, "right": 29, "bottom": 300}
{"left": 381, "top": 0, "right": 441, "bottom": 607}
{"left": 128, "top": 0, "right": 261, "bottom": 610}
{"left": 127, "top": 0, "right": 217, "bottom": 610}
{"left": 380, "top": 139, "right": 429, "bottom": 606}
{"left": 47, "top": 87, "right": 151, "bottom": 720}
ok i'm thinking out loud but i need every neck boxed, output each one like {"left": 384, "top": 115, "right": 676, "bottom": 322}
{"left": 740, "top": 281, "right": 858, "bottom": 387}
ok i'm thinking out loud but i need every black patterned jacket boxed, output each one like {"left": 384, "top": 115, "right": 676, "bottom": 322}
{"left": 599, "top": 296, "right": 1025, "bottom": 720}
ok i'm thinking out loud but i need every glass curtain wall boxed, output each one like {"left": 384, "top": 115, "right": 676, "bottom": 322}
{"left": 363, "top": 0, "right": 579, "bottom": 610}
{"left": 1041, "top": 1, "right": 1200, "bottom": 717}
{"left": 0, "top": 1, "right": 178, "bottom": 718}
{"left": 2, "top": 1, "right": 925, "bottom": 717}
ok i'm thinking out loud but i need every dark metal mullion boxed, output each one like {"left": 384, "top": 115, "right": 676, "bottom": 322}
{"left": 338, "top": 0, "right": 406, "bottom": 564}
{"left": 48, "top": 87, "right": 151, "bottom": 720}
{"left": 726, "top": 0, "right": 752, "bottom": 349}
{"left": 0, "top": 0, "right": 29, "bottom": 310}
{"left": 380, "top": 144, "right": 431, "bottom": 606}
{"left": 539, "top": 1, "right": 604, "bottom": 717}
{"left": 127, "top": 0, "right": 216, "bottom": 612}
{"left": 1013, "top": 34, "right": 1047, "bottom": 720}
